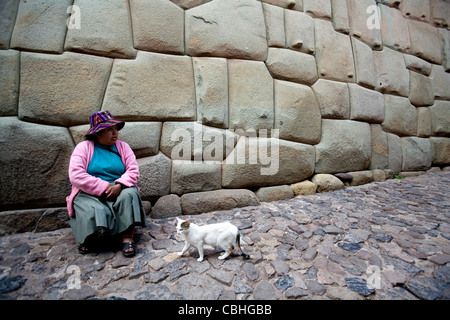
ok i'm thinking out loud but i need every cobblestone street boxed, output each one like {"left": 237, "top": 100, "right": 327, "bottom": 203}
{"left": 1, "top": 172, "right": 449, "bottom": 300}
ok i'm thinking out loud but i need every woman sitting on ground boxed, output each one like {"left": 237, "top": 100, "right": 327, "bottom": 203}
{"left": 66, "top": 110, "right": 147, "bottom": 257}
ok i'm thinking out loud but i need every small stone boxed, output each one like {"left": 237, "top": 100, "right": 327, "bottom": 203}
{"left": 334, "top": 173, "right": 353, "bottom": 183}
{"left": 303, "top": 247, "right": 318, "bottom": 261}
{"left": 343, "top": 233, "right": 364, "bottom": 244}
{"left": 406, "top": 277, "right": 444, "bottom": 300}
{"left": 323, "top": 225, "right": 344, "bottom": 234}
{"left": 285, "top": 287, "right": 309, "bottom": 298}
{"left": 253, "top": 280, "right": 281, "bottom": 300}
{"left": 0, "top": 275, "right": 27, "bottom": 294}
{"left": 429, "top": 254, "right": 450, "bottom": 265}
{"left": 271, "top": 260, "right": 290, "bottom": 276}
{"left": 384, "top": 269, "right": 408, "bottom": 286}
{"left": 234, "top": 279, "right": 252, "bottom": 294}
{"left": 64, "top": 284, "right": 97, "bottom": 300}
{"left": 207, "top": 269, "right": 234, "bottom": 286}
{"left": 346, "top": 277, "right": 375, "bottom": 296}
{"left": 338, "top": 242, "right": 362, "bottom": 252}
{"left": 305, "top": 280, "right": 326, "bottom": 295}
{"left": 433, "top": 266, "right": 450, "bottom": 283}
{"left": 274, "top": 275, "right": 294, "bottom": 292}
{"left": 371, "top": 232, "right": 393, "bottom": 243}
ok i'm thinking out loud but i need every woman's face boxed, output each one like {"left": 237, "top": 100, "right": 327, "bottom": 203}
{"left": 95, "top": 126, "right": 118, "bottom": 146}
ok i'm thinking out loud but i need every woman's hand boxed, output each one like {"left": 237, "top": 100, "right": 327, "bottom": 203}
{"left": 104, "top": 184, "right": 122, "bottom": 199}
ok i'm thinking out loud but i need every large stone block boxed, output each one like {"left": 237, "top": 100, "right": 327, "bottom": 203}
{"left": 259, "top": 0, "right": 302, "bottom": 10}
{"left": 266, "top": 48, "right": 318, "bottom": 85}
{"left": 370, "top": 124, "right": 389, "bottom": 170}
{"left": 351, "top": 37, "right": 377, "bottom": 89}
{"left": 137, "top": 153, "right": 172, "bottom": 201}
{"left": 348, "top": 170, "right": 373, "bottom": 186}
{"left": 348, "top": 84, "right": 385, "bottom": 124}
{"left": 429, "top": 65, "right": 450, "bottom": 100}
{"left": 315, "top": 120, "right": 371, "bottom": 174}
{"left": 118, "top": 122, "right": 162, "bottom": 159}
{"left": 228, "top": 59, "right": 274, "bottom": 132}
{"left": 401, "top": 137, "right": 432, "bottom": 171}
{"left": 387, "top": 133, "right": 403, "bottom": 173}
{"left": 10, "top": 0, "right": 71, "bottom": 53}
{"left": 403, "top": 54, "right": 432, "bottom": 76}
{"left": 185, "top": 0, "right": 267, "bottom": 61}
{"left": 255, "top": 185, "right": 294, "bottom": 202}
{"left": 314, "top": 19, "right": 355, "bottom": 83}
{"left": 222, "top": 137, "right": 315, "bottom": 188}
{"left": 180, "top": 189, "right": 260, "bottom": 215}
{"left": 408, "top": 20, "right": 442, "bottom": 64}
{"left": 417, "top": 107, "right": 432, "bottom": 138}
{"left": 274, "top": 80, "right": 321, "bottom": 144}
{"left": 312, "top": 79, "right": 350, "bottom": 119}
{"left": 65, "top": 0, "right": 136, "bottom": 59}
{"left": 0, "top": 0, "right": 20, "bottom": 49}
{"left": 374, "top": 47, "right": 410, "bottom": 97}
{"left": 151, "top": 194, "right": 182, "bottom": 219}
{"left": 262, "top": 3, "right": 285, "bottom": 48}
{"left": 103, "top": 51, "right": 196, "bottom": 121}
{"left": 303, "top": 0, "right": 332, "bottom": 20}
{"left": 171, "top": 161, "right": 222, "bottom": 195}
{"left": 170, "top": 0, "right": 213, "bottom": 10}
{"left": 311, "top": 174, "right": 345, "bottom": 193}
{"left": 430, "top": 0, "right": 449, "bottom": 28}
{"left": 160, "top": 122, "right": 237, "bottom": 161}
{"left": 0, "top": 50, "right": 20, "bottom": 116}
{"left": 130, "top": 0, "right": 184, "bottom": 54}
{"left": 441, "top": 29, "right": 450, "bottom": 71}
{"left": 331, "top": 0, "right": 349, "bottom": 33}
{"left": 0, "top": 117, "right": 74, "bottom": 210}
{"left": 193, "top": 57, "right": 228, "bottom": 129}
{"left": 285, "top": 10, "right": 315, "bottom": 54}
{"left": 430, "top": 137, "right": 450, "bottom": 166}
{"left": 429, "top": 101, "right": 450, "bottom": 137}
{"left": 346, "top": 0, "right": 383, "bottom": 50}
{"left": 290, "top": 180, "right": 317, "bottom": 196}
{"left": 19, "top": 52, "right": 113, "bottom": 126}
{"left": 382, "top": 95, "right": 417, "bottom": 136}
{"left": 400, "top": 0, "right": 431, "bottom": 22}
{"left": 409, "top": 71, "right": 434, "bottom": 107}
{"left": 379, "top": 4, "right": 411, "bottom": 53}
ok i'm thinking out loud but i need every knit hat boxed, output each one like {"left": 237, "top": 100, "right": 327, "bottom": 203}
{"left": 85, "top": 110, "right": 125, "bottom": 136}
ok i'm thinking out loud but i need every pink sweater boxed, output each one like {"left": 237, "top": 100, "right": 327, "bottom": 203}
{"left": 66, "top": 140, "right": 139, "bottom": 217}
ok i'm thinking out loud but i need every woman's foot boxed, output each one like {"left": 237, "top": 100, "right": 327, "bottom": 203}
{"left": 78, "top": 243, "right": 91, "bottom": 254}
{"left": 122, "top": 241, "right": 136, "bottom": 258}
{"left": 122, "top": 239, "right": 136, "bottom": 257}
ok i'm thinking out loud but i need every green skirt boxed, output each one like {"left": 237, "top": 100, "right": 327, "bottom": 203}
{"left": 70, "top": 186, "right": 147, "bottom": 244}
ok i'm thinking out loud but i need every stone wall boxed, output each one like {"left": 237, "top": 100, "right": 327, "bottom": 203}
{"left": 0, "top": 0, "right": 450, "bottom": 224}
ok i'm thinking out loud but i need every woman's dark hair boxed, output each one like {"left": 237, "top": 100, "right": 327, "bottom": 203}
{"left": 85, "top": 134, "right": 97, "bottom": 141}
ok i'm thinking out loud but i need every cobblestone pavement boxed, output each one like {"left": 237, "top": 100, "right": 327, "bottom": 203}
{"left": 1, "top": 172, "right": 449, "bottom": 300}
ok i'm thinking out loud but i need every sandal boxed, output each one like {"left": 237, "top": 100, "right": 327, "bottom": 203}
{"left": 122, "top": 242, "right": 136, "bottom": 258}
{"left": 78, "top": 243, "right": 91, "bottom": 255}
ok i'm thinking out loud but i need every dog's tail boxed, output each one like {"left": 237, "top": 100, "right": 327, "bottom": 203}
{"left": 236, "top": 232, "right": 250, "bottom": 260}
